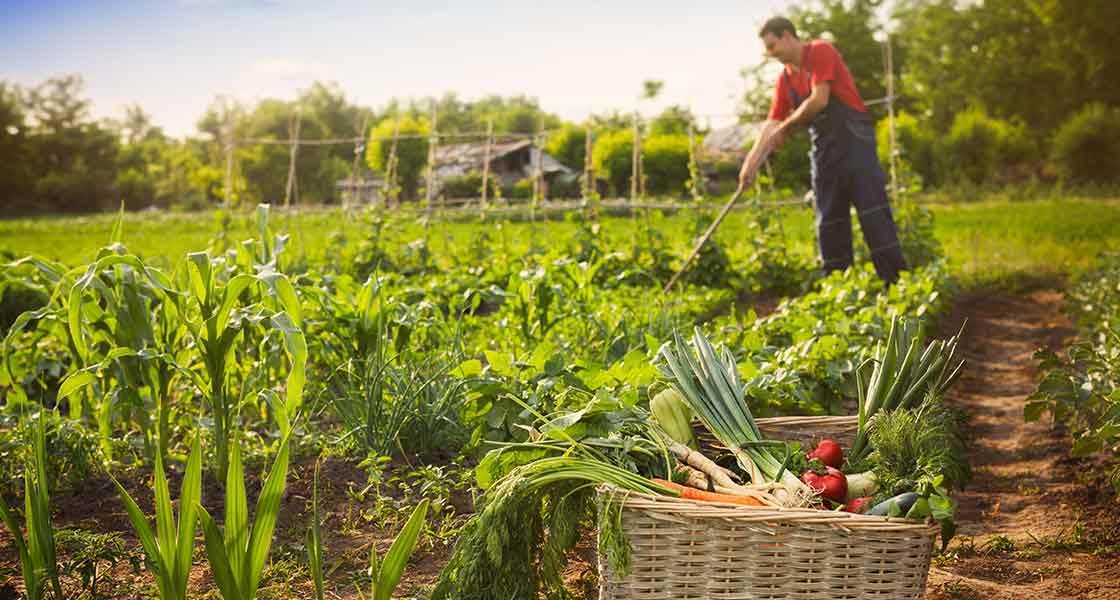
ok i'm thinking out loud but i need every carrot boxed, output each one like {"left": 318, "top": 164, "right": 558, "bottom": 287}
{"left": 650, "top": 478, "right": 766, "bottom": 506}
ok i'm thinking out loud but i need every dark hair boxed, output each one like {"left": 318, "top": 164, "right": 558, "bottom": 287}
{"left": 759, "top": 17, "right": 798, "bottom": 39}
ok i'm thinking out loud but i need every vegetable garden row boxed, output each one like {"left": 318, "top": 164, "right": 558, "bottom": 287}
{"left": 0, "top": 202, "right": 967, "bottom": 599}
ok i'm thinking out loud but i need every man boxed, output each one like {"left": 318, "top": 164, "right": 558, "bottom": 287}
{"left": 739, "top": 17, "right": 907, "bottom": 284}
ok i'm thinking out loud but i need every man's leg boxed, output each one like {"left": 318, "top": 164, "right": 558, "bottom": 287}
{"left": 813, "top": 173, "right": 854, "bottom": 274}
{"left": 850, "top": 166, "right": 907, "bottom": 283}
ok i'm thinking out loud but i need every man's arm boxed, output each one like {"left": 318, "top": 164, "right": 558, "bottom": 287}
{"left": 738, "top": 120, "right": 784, "bottom": 189}
{"left": 738, "top": 81, "right": 832, "bottom": 189}
{"left": 776, "top": 81, "right": 831, "bottom": 137}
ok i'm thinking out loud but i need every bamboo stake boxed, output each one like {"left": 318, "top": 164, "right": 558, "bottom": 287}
{"left": 223, "top": 119, "right": 234, "bottom": 206}
{"left": 583, "top": 123, "right": 594, "bottom": 202}
{"left": 663, "top": 185, "right": 747, "bottom": 293}
{"left": 348, "top": 114, "right": 369, "bottom": 209}
{"left": 885, "top": 34, "right": 899, "bottom": 201}
{"left": 535, "top": 116, "right": 545, "bottom": 204}
{"left": 426, "top": 105, "right": 437, "bottom": 219}
{"left": 480, "top": 119, "right": 493, "bottom": 216}
{"left": 630, "top": 111, "right": 640, "bottom": 208}
{"left": 386, "top": 118, "right": 400, "bottom": 210}
{"left": 284, "top": 106, "right": 302, "bottom": 208}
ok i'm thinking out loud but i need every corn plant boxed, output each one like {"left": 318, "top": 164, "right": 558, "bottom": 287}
{"left": 112, "top": 436, "right": 202, "bottom": 600}
{"left": 180, "top": 205, "right": 306, "bottom": 481}
{"left": 60, "top": 247, "right": 184, "bottom": 461}
{"left": 0, "top": 414, "right": 64, "bottom": 600}
{"left": 306, "top": 462, "right": 324, "bottom": 600}
{"left": 357, "top": 498, "right": 429, "bottom": 600}
{"left": 197, "top": 434, "right": 291, "bottom": 600}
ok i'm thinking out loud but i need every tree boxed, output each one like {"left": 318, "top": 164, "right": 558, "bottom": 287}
{"left": 544, "top": 125, "right": 586, "bottom": 173}
{"left": 793, "top": 0, "right": 888, "bottom": 105}
{"left": 591, "top": 129, "right": 634, "bottom": 195}
{"left": 649, "top": 105, "right": 699, "bottom": 136}
{"left": 366, "top": 115, "right": 430, "bottom": 201}
{"left": 24, "top": 75, "right": 120, "bottom": 213}
{"left": 0, "top": 83, "right": 33, "bottom": 213}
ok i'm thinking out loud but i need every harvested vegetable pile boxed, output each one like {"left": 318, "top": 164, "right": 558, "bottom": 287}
{"left": 431, "top": 316, "right": 970, "bottom": 598}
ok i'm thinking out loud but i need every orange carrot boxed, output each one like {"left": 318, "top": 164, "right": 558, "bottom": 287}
{"left": 651, "top": 478, "right": 766, "bottom": 506}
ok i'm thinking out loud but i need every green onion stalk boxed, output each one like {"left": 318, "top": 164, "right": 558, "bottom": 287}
{"left": 656, "top": 327, "right": 812, "bottom": 506}
{"left": 850, "top": 316, "right": 964, "bottom": 463}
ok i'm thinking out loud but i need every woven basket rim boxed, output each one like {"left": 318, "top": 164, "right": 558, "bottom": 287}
{"left": 599, "top": 485, "right": 937, "bottom": 533}
{"left": 754, "top": 414, "right": 859, "bottom": 428}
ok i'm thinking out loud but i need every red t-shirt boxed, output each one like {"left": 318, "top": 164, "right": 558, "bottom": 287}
{"left": 768, "top": 40, "right": 867, "bottom": 121}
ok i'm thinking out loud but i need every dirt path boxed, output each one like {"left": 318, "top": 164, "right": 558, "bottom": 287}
{"left": 926, "top": 288, "right": 1120, "bottom": 600}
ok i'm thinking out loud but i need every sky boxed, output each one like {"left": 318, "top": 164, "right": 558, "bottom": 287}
{"left": 2, "top": 0, "right": 798, "bottom": 138}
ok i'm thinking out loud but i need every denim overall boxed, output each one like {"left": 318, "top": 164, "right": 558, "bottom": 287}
{"left": 785, "top": 58, "right": 907, "bottom": 283}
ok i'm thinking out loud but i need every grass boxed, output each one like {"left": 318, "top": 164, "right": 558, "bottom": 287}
{"left": 2, "top": 196, "right": 1118, "bottom": 289}
{"left": 927, "top": 197, "right": 1120, "bottom": 288}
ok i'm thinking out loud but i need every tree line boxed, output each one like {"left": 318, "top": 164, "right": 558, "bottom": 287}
{"left": 2, "top": 0, "right": 1119, "bottom": 215}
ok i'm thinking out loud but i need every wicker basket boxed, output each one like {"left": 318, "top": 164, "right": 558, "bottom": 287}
{"left": 598, "top": 415, "right": 938, "bottom": 600}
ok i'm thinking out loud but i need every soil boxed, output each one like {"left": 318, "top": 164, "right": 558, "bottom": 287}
{"left": 925, "top": 287, "right": 1120, "bottom": 600}
{"left": 2, "top": 287, "right": 1118, "bottom": 599}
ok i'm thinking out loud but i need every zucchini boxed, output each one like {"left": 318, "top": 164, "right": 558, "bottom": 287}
{"left": 867, "top": 492, "right": 921, "bottom": 516}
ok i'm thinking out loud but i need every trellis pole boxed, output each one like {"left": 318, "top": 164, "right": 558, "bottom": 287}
{"left": 284, "top": 106, "right": 302, "bottom": 208}
{"left": 425, "top": 105, "right": 438, "bottom": 219}
{"left": 630, "top": 111, "right": 640, "bottom": 209}
{"left": 348, "top": 114, "right": 369, "bottom": 209}
{"left": 480, "top": 119, "right": 493, "bottom": 216}
{"left": 582, "top": 122, "right": 595, "bottom": 216}
{"left": 884, "top": 33, "right": 899, "bottom": 200}
{"left": 386, "top": 117, "right": 400, "bottom": 210}
{"left": 533, "top": 116, "right": 545, "bottom": 206}
{"left": 223, "top": 118, "right": 234, "bottom": 206}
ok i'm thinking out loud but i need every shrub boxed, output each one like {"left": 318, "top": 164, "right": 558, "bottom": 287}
{"left": 0, "top": 280, "right": 48, "bottom": 334}
{"left": 440, "top": 171, "right": 501, "bottom": 199}
{"left": 591, "top": 129, "right": 634, "bottom": 195}
{"left": 544, "top": 125, "right": 586, "bottom": 172}
{"left": 366, "top": 115, "right": 430, "bottom": 201}
{"left": 548, "top": 174, "right": 581, "bottom": 199}
{"left": 936, "top": 107, "right": 1032, "bottom": 185}
{"left": 506, "top": 177, "right": 534, "bottom": 200}
{"left": 878, "top": 112, "right": 937, "bottom": 187}
{"left": 642, "top": 134, "right": 691, "bottom": 195}
{"left": 1051, "top": 103, "right": 1120, "bottom": 184}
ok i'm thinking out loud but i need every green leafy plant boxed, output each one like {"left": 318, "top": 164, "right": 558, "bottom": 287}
{"left": 112, "top": 436, "right": 202, "bottom": 600}
{"left": 197, "top": 435, "right": 291, "bottom": 600}
{"left": 357, "top": 499, "right": 429, "bottom": 600}
{"left": 0, "top": 414, "right": 64, "bottom": 600}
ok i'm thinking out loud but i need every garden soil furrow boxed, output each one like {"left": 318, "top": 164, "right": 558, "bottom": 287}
{"left": 926, "top": 288, "right": 1120, "bottom": 600}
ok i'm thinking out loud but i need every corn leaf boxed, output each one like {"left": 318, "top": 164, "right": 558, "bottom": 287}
{"left": 245, "top": 435, "right": 291, "bottom": 594}
{"left": 373, "top": 499, "right": 429, "bottom": 600}
{"left": 199, "top": 507, "right": 244, "bottom": 600}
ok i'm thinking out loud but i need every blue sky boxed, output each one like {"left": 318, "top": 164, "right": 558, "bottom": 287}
{"left": 2, "top": 0, "right": 798, "bottom": 137}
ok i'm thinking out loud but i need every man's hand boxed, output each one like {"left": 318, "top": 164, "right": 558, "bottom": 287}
{"left": 739, "top": 124, "right": 786, "bottom": 189}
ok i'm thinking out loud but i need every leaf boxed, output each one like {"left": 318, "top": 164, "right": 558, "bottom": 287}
{"left": 245, "top": 436, "right": 291, "bottom": 594}
{"left": 113, "top": 476, "right": 174, "bottom": 596}
{"left": 56, "top": 370, "right": 97, "bottom": 402}
{"left": 484, "top": 351, "right": 513, "bottom": 376}
{"left": 1023, "top": 400, "right": 1050, "bottom": 423}
{"left": 451, "top": 359, "right": 482, "bottom": 378}
{"left": 1071, "top": 435, "right": 1104, "bottom": 457}
{"left": 199, "top": 507, "right": 244, "bottom": 600}
{"left": 224, "top": 442, "right": 248, "bottom": 586}
{"left": 374, "top": 499, "right": 429, "bottom": 600}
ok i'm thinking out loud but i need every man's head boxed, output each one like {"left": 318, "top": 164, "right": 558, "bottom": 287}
{"left": 759, "top": 17, "right": 800, "bottom": 65}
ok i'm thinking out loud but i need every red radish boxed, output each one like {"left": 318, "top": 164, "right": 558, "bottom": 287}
{"left": 806, "top": 439, "right": 843, "bottom": 469}
{"left": 801, "top": 466, "right": 848, "bottom": 503}
{"left": 842, "top": 496, "right": 874, "bottom": 514}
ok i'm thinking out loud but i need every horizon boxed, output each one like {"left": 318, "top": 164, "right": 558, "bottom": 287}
{"left": 2, "top": 0, "right": 802, "bottom": 138}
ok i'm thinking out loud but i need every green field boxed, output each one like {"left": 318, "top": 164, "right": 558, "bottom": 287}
{"left": 1, "top": 196, "right": 1118, "bottom": 599}
{"left": 4, "top": 197, "right": 1118, "bottom": 282}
